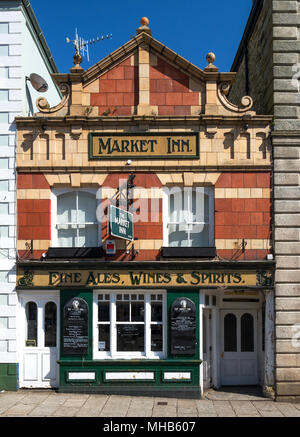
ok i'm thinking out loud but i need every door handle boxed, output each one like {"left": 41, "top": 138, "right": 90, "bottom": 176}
{"left": 221, "top": 352, "right": 224, "bottom": 359}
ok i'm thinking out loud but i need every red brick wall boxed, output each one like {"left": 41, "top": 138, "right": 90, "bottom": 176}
{"left": 90, "top": 57, "right": 138, "bottom": 116}
{"left": 17, "top": 174, "right": 51, "bottom": 260}
{"left": 215, "top": 172, "right": 272, "bottom": 260}
{"left": 16, "top": 172, "right": 272, "bottom": 261}
{"left": 150, "top": 56, "right": 200, "bottom": 116}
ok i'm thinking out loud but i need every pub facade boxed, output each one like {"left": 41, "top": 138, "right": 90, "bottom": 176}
{"left": 15, "top": 19, "right": 274, "bottom": 398}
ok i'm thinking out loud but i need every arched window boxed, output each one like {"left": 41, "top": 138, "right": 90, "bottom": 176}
{"left": 56, "top": 191, "right": 98, "bottom": 247}
{"left": 241, "top": 313, "right": 254, "bottom": 352}
{"left": 224, "top": 313, "right": 237, "bottom": 352}
{"left": 25, "top": 301, "right": 37, "bottom": 347}
{"left": 45, "top": 302, "right": 57, "bottom": 347}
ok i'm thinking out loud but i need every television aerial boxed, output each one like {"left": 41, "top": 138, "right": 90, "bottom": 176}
{"left": 66, "top": 28, "right": 112, "bottom": 62}
{"left": 25, "top": 73, "right": 48, "bottom": 92}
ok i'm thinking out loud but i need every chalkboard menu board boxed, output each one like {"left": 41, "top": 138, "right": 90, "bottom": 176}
{"left": 170, "top": 297, "right": 197, "bottom": 355}
{"left": 63, "top": 297, "right": 89, "bottom": 355}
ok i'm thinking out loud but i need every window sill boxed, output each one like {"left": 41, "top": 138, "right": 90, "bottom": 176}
{"left": 161, "top": 247, "right": 216, "bottom": 258}
{"left": 46, "top": 247, "right": 103, "bottom": 259}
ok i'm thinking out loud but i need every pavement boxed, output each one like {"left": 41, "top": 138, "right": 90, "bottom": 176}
{"left": 0, "top": 387, "right": 300, "bottom": 417}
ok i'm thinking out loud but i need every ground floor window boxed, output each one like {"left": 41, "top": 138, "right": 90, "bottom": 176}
{"left": 93, "top": 291, "right": 165, "bottom": 359}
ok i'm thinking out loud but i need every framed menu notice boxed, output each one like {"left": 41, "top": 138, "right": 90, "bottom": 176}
{"left": 170, "top": 297, "right": 197, "bottom": 355}
{"left": 63, "top": 297, "right": 89, "bottom": 355}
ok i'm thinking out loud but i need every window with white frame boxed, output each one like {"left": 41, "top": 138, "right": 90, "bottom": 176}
{"left": 52, "top": 189, "right": 99, "bottom": 247}
{"left": 163, "top": 186, "right": 214, "bottom": 247}
{"left": 94, "top": 291, "right": 165, "bottom": 359}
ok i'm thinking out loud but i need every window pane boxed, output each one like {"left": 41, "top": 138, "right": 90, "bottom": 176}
{"left": 0, "top": 68, "right": 8, "bottom": 79}
{"left": 78, "top": 225, "right": 97, "bottom": 247}
{"left": 189, "top": 223, "right": 210, "bottom": 247}
{"left": 0, "top": 23, "right": 8, "bottom": 34}
{"left": 57, "top": 228, "right": 76, "bottom": 247}
{"left": 151, "top": 302, "right": 162, "bottom": 322}
{"left": 224, "top": 313, "right": 237, "bottom": 352}
{"left": 0, "top": 226, "right": 8, "bottom": 237}
{"left": 0, "top": 159, "right": 9, "bottom": 169}
{"left": 0, "top": 46, "right": 9, "bottom": 56}
{"left": 45, "top": 302, "right": 57, "bottom": 347}
{"left": 168, "top": 224, "right": 189, "bottom": 247}
{"left": 0, "top": 90, "right": 8, "bottom": 101}
{"left": 26, "top": 302, "right": 37, "bottom": 346}
{"left": 98, "top": 301, "right": 110, "bottom": 322}
{"left": 116, "top": 324, "right": 144, "bottom": 352}
{"left": 57, "top": 192, "right": 76, "bottom": 224}
{"left": 0, "top": 181, "right": 8, "bottom": 191}
{"left": 77, "top": 192, "right": 96, "bottom": 224}
{"left": 98, "top": 325, "right": 110, "bottom": 351}
{"left": 131, "top": 302, "right": 144, "bottom": 322}
{"left": 0, "top": 249, "right": 8, "bottom": 259}
{"left": 0, "top": 113, "right": 8, "bottom": 123}
{"left": 116, "top": 301, "right": 129, "bottom": 321}
{"left": 151, "top": 325, "right": 162, "bottom": 351}
{"left": 0, "top": 135, "right": 9, "bottom": 146}
{"left": 241, "top": 313, "right": 254, "bottom": 352}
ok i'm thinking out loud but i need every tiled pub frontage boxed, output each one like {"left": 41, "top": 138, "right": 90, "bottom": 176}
{"left": 15, "top": 19, "right": 274, "bottom": 398}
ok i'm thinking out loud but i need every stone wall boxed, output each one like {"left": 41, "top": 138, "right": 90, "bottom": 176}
{"left": 231, "top": 0, "right": 300, "bottom": 401}
{"left": 230, "top": 0, "right": 273, "bottom": 116}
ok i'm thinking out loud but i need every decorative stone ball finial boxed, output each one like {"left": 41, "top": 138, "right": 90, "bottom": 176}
{"left": 206, "top": 52, "right": 216, "bottom": 65}
{"left": 140, "top": 17, "right": 149, "bottom": 26}
{"left": 137, "top": 17, "right": 151, "bottom": 35}
{"left": 204, "top": 52, "right": 218, "bottom": 72}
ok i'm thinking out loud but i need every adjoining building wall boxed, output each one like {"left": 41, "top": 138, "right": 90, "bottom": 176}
{"left": 230, "top": 0, "right": 300, "bottom": 402}
{"left": 0, "top": 0, "right": 60, "bottom": 391}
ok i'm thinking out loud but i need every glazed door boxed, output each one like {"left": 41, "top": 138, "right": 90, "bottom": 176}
{"left": 19, "top": 293, "right": 59, "bottom": 388}
{"left": 220, "top": 309, "right": 258, "bottom": 386}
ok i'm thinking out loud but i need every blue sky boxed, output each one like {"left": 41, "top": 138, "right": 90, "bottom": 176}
{"left": 30, "top": 0, "right": 252, "bottom": 74}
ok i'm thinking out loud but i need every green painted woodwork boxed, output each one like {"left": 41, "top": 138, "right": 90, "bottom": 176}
{"left": 0, "top": 363, "right": 18, "bottom": 391}
{"left": 59, "top": 289, "right": 201, "bottom": 394}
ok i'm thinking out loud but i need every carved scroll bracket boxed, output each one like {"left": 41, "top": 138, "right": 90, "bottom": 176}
{"left": 218, "top": 82, "right": 255, "bottom": 115}
{"left": 35, "top": 82, "right": 71, "bottom": 115}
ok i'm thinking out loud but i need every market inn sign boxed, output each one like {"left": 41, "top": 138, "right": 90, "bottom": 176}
{"left": 17, "top": 269, "right": 273, "bottom": 288}
{"left": 88, "top": 132, "right": 199, "bottom": 160}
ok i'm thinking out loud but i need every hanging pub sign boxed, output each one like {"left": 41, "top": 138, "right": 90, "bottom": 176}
{"left": 63, "top": 297, "right": 89, "bottom": 355}
{"left": 170, "top": 297, "right": 197, "bottom": 355}
{"left": 109, "top": 205, "right": 133, "bottom": 241}
{"left": 88, "top": 132, "right": 199, "bottom": 160}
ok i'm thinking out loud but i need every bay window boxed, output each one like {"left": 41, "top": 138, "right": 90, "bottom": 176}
{"left": 94, "top": 291, "right": 165, "bottom": 359}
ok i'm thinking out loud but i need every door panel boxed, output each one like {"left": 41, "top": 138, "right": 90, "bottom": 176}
{"left": 221, "top": 309, "right": 258, "bottom": 386}
{"left": 24, "top": 353, "right": 38, "bottom": 381}
{"left": 19, "top": 294, "right": 59, "bottom": 388}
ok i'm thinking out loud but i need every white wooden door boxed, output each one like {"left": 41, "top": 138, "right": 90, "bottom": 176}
{"left": 202, "top": 309, "right": 212, "bottom": 389}
{"left": 19, "top": 293, "right": 59, "bottom": 388}
{"left": 220, "top": 309, "right": 258, "bottom": 386}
